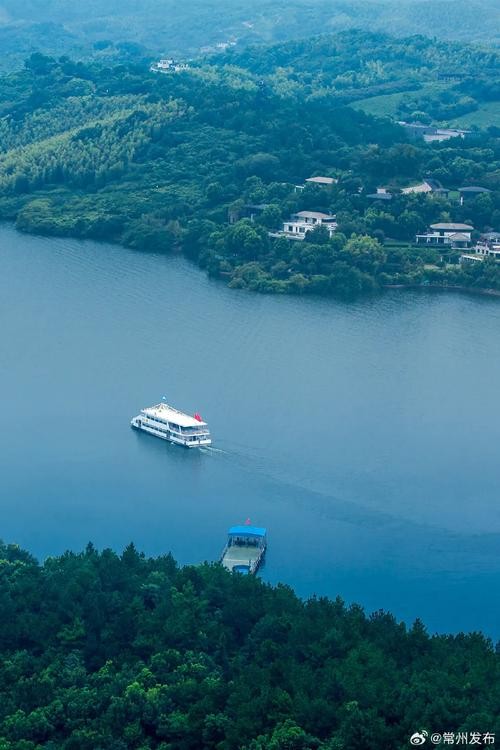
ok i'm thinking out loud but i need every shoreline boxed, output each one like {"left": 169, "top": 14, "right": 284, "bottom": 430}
{"left": 383, "top": 283, "right": 500, "bottom": 299}
{"left": 6, "top": 221, "right": 500, "bottom": 303}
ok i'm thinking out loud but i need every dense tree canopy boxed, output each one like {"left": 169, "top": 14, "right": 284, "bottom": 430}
{"left": 0, "top": 0, "right": 498, "bottom": 74}
{"left": 0, "top": 541, "right": 498, "bottom": 750}
{"left": 0, "top": 32, "right": 499, "bottom": 299}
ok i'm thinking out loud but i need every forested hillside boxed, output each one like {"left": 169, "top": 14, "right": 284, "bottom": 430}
{"left": 223, "top": 34, "right": 500, "bottom": 126}
{"left": 0, "top": 542, "right": 498, "bottom": 750}
{"left": 0, "top": 0, "right": 498, "bottom": 73}
{"left": 0, "top": 33, "right": 499, "bottom": 299}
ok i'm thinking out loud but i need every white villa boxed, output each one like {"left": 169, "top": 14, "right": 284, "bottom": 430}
{"left": 423, "top": 129, "right": 469, "bottom": 144}
{"left": 460, "top": 240, "right": 500, "bottom": 265}
{"left": 415, "top": 223, "right": 473, "bottom": 249}
{"left": 401, "top": 180, "right": 448, "bottom": 197}
{"left": 156, "top": 59, "right": 174, "bottom": 70}
{"left": 150, "top": 59, "right": 190, "bottom": 73}
{"left": 475, "top": 244, "right": 500, "bottom": 260}
{"left": 279, "top": 211, "right": 337, "bottom": 239}
{"left": 295, "top": 176, "right": 337, "bottom": 192}
{"left": 398, "top": 121, "right": 470, "bottom": 143}
{"left": 305, "top": 176, "right": 337, "bottom": 187}
{"left": 402, "top": 181, "right": 434, "bottom": 195}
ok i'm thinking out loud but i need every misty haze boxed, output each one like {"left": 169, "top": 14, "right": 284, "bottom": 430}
{"left": 0, "top": 1, "right": 499, "bottom": 749}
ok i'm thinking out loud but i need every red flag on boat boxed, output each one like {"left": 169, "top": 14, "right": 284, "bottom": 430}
{"left": 194, "top": 412, "right": 202, "bottom": 422}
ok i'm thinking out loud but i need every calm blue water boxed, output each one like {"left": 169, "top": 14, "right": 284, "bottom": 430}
{"left": 1, "top": 223, "right": 499, "bottom": 637}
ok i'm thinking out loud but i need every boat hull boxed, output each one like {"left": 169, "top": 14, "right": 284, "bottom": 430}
{"left": 131, "top": 417, "right": 212, "bottom": 448}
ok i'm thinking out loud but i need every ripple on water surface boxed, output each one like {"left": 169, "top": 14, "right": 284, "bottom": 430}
{"left": 1, "top": 224, "right": 499, "bottom": 636}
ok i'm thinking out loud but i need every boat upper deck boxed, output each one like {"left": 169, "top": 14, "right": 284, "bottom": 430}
{"left": 142, "top": 402, "right": 208, "bottom": 428}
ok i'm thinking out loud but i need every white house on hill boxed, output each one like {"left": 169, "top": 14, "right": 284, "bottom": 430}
{"left": 151, "top": 59, "right": 190, "bottom": 73}
{"left": 399, "top": 121, "right": 469, "bottom": 143}
{"left": 460, "top": 235, "right": 500, "bottom": 265}
{"left": 295, "top": 176, "right": 337, "bottom": 192}
{"left": 401, "top": 179, "right": 448, "bottom": 197}
{"left": 305, "top": 176, "right": 337, "bottom": 187}
{"left": 475, "top": 243, "right": 500, "bottom": 260}
{"left": 280, "top": 211, "right": 337, "bottom": 239}
{"left": 416, "top": 223, "right": 473, "bottom": 249}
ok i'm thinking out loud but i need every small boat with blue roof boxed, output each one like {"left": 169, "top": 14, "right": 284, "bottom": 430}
{"left": 220, "top": 521, "right": 267, "bottom": 575}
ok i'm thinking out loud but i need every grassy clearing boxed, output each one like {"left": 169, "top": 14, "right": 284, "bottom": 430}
{"left": 449, "top": 101, "right": 500, "bottom": 129}
{"left": 351, "top": 83, "right": 451, "bottom": 119}
{"left": 351, "top": 90, "right": 414, "bottom": 118}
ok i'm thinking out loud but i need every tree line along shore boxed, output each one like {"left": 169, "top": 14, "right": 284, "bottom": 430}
{"left": 0, "top": 541, "right": 498, "bottom": 750}
{"left": 0, "top": 32, "right": 498, "bottom": 299}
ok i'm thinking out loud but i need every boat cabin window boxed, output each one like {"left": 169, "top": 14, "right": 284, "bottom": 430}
{"left": 230, "top": 535, "right": 260, "bottom": 547}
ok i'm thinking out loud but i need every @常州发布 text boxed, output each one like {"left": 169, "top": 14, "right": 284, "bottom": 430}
{"left": 410, "top": 730, "right": 495, "bottom": 745}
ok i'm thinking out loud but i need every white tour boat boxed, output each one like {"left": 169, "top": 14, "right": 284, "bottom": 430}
{"left": 131, "top": 400, "right": 211, "bottom": 448}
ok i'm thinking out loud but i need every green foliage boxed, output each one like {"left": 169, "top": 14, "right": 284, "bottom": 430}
{"left": 223, "top": 31, "right": 500, "bottom": 135}
{"left": 0, "top": 542, "right": 498, "bottom": 750}
{"left": 0, "top": 36, "right": 498, "bottom": 299}
{"left": 0, "top": 0, "right": 499, "bottom": 74}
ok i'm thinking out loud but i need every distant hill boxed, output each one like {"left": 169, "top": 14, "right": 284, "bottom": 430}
{"left": 219, "top": 30, "right": 500, "bottom": 127}
{"left": 0, "top": 30, "right": 498, "bottom": 298}
{"left": 0, "top": 0, "right": 498, "bottom": 72}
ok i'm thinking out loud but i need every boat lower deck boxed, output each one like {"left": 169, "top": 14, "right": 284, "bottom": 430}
{"left": 131, "top": 417, "right": 211, "bottom": 447}
{"left": 221, "top": 545, "right": 264, "bottom": 572}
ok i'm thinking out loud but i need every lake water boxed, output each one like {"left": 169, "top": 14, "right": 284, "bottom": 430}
{"left": 1, "top": 223, "right": 499, "bottom": 637}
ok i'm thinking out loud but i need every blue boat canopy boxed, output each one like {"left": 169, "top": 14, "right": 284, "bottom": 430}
{"left": 233, "top": 565, "right": 251, "bottom": 574}
{"left": 228, "top": 525, "right": 267, "bottom": 538}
